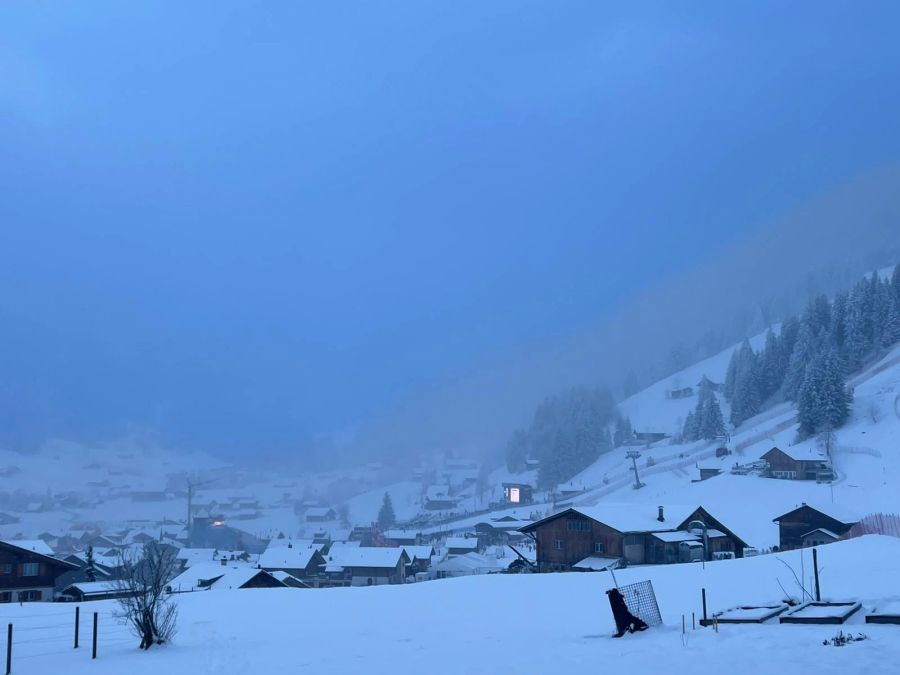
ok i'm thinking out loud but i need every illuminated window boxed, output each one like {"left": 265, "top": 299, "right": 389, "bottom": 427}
{"left": 509, "top": 487, "right": 520, "bottom": 503}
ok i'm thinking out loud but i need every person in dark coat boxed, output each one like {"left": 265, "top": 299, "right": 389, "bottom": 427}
{"left": 606, "top": 587, "right": 649, "bottom": 637}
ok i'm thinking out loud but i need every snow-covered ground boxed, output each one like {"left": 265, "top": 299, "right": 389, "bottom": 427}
{"left": 4, "top": 536, "right": 898, "bottom": 675}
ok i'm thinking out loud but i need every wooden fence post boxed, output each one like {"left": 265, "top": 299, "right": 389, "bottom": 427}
{"left": 92, "top": 612, "right": 98, "bottom": 660}
{"left": 5, "top": 623, "right": 11, "bottom": 675}
{"left": 813, "top": 548, "right": 821, "bottom": 602}
{"left": 702, "top": 588, "right": 708, "bottom": 626}
{"left": 74, "top": 606, "right": 80, "bottom": 649}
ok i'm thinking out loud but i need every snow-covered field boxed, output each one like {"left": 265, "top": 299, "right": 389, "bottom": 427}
{"left": 4, "top": 536, "right": 898, "bottom": 675}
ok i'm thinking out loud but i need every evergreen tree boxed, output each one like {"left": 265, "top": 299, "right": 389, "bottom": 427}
{"left": 85, "top": 545, "right": 97, "bottom": 583}
{"left": 723, "top": 348, "right": 740, "bottom": 401}
{"left": 797, "top": 361, "right": 823, "bottom": 438}
{"left": 892, "top": 265, "right": 900, "bottom": 302}
{"left": 698, "top": 391, "right": 726, "bottom": 440}
{"left": 613, "top": 416, "right": 633, "bottom": 447}
{"left": 682, "top": 410, "right": 698, "bottom": 442}
{"left": 377, "top": 492, "right": 396, "bottom": 530}
{"left": 830, "top": 291, "right": 849, "bottom": 352}
{"left": 782, "top": 321, "right": 817, "bottom": 401}
{"left": 883, "top": 293, "right": 900, "bottom": 348}
{"left": 730, "top": 339, "right": 761, "bottom": 426}
{"left": 844, "top": 285, "right": 870, "bottom": 371}
{"left": 758, "top": 329, "right": 781, "bottom": 402}
{"left": 797, "top": 348, "right": 852, "bottom": 438}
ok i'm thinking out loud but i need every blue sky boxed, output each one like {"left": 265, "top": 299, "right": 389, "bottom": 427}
{"left": 2, "top": 2, "right": 900, "bottom": 455}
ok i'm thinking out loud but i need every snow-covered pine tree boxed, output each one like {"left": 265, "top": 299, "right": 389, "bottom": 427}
{"left": 782, "top": 321, "right": 817, "bottom": 401}
{"left": 682, "top": 410, "right": 698, "bottom": 442}
{"left": 844, "top": 284, "right": 870, "bottom": 371}
{"left": 819, "top": 348, "right": 852, "bottom": 431}
{"left": 892, "top": 264, "right": 900, "bottom": 302}
{"left": 613, "top": 416, "right": 633, "bottom": 447}
{"left": 830, "top": 291, "right": 848, "bottom": 351}
{"left": 723, "top": 348, "right": 739, "bottom": 401}
{"left": 882, "top": 292, "right": 900, "bottom": 348}
{"left": 758, "top": 329, "right": 781, "bottom": 402}
{"left": 377, "top": 492, "right": 396, "bottom": 530}
{"left": 730, "top": 339, "right": 761, "bottom": 426}
{"left": 797, "top": 359, "right": 823, "bottom": 438}
{"left": 797, "top": 348, "right": 852, "bottom": 438}
{"left": 699, "top": 391, "right": 726, "bottom": 440}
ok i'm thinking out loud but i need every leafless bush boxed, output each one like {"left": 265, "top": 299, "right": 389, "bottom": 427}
{"left": 114, "top": 542, "right": 180, "bottom": 649}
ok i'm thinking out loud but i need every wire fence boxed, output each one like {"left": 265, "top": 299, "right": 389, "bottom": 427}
{"left": 3, "top": 605, "right": 136, "bottom": 674}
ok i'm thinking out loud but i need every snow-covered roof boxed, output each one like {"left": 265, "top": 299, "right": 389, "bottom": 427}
{"left": 761, "top": 445, "right": 827, "bottom": 462}
{"left": 258, "top": 545, "right": 321, "bottom": 570}
{"left": 431, "top": 552, "right": 507, "bottom": 574}
{"left": 62, "top": 581, "right": 121, "bottom": 597}
{"left": 168, "top": 562, "right": 281, "bottom": 592}
{"left": 773, "top": 502, "right": 860, "bottom": 525}
{"left": 326, "top": 547, "right": 408, "bottom": 570}
{"left": 445, "top": 537, "right": 478, "bottom": 550}
{"left": 384, "top": 529, "right": 420, "bottom": 540}
{"left": 305, "top": 507, "right": 335, "bottom": 518}
{"left": 651, "top": 531, "right": 700, "bottom": 543}
{"left": 802, "top": 528, "right": 841, "bottom": 540}
{"left": 571, "top": 556, "right": 620, "bottom": 571}
{"left": 565, "top": 504, "right": 699, "bottom": 534}
{"left": 402, "top": 545, "right": 435, "bottom": 561}
{"left": 328, "top": 541, "right": 361, "bottom": 552}
{"left": 271, "top": 570, "right": 310, "bottom": 587}
{"left": 1, "top": 539, "right": 54, "bottom": 555}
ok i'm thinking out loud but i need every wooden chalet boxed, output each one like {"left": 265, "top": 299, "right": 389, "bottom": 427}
{"left": 772, "top": 503, "right": 859, "bottom": 550}
{"left": 446, "top": 536, "right": 479, "bottom": 556}
{"left": 324, "top": 547, "right": 409, "bottom": 586}
{"left": 60, "top": 581, "right": 137, "bottom": 603}
{"left": 1, "top": 539, "right": 78, "bottom": 603}
{"left": 424, "top": 485, "right": 458, "bottom": 511}
{"left": 384, "top": 530, "right": 421, "bottom": 546}
{"left": 518, "top": 504, "right": 748, "bottom": 572}
{"left": 761, "top": 446, "right": 833, "bottom": 481}
{"left": 167, "top": 563, "right": 285, "bottom": 593}
{"left": 257, "top": 543, "right": 325, "bottom": 581}
{"left": 631, "top": 431, "right": 669, "bottom": 444}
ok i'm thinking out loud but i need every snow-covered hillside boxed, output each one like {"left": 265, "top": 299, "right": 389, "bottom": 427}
{"left": 5, "top": 536, "right": 899, "bottom": 675}
{"left": 551, "top": 340, "right": 900, "bottom": 549}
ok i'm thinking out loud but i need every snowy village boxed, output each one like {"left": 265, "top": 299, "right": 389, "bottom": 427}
{"left": 3, "top": 266, "right": 900, "bottom": 673}
{"left": 4, "top": 4, "right": 900, "bottom": 675}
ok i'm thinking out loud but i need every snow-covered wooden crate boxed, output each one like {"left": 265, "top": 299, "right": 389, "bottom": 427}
{"left": 710, "top": 604, "right": 790, "bottom": 624}
{"left": 779, "top": 601, "right": 861, "bottom": 625}
{"left": 865, "top": 600, "right": 900, "bottom": 625}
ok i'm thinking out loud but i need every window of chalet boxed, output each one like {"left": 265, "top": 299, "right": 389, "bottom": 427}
{"left": 0, "top": 591, "right": 12, "bottom": 603}
{"left": 553, "top": 540, "right": 563, "bottom": 550}
{"left": 624, "top": 535, "right": 642, "bottom": 546}
{"left": 22, "top": 562, "right": 39, "bottom": 577}
{"left": 566, "top": 520, "right": 590, "bottom": 532}
{"left": 1, "top": 563, "right": 12, "bottom": 574}
{"left": 18, "top": 590, "right": 41, "bottom": 602}
{"left": 594, "top": 542, "right": 605, "bottom": 554}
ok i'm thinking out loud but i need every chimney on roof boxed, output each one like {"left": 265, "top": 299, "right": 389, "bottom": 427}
{"left": 657, "top": 506, "right": 665, "bottom": 522}
{"left": 220, "top": 557, "right": 227, "bottom": 566}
